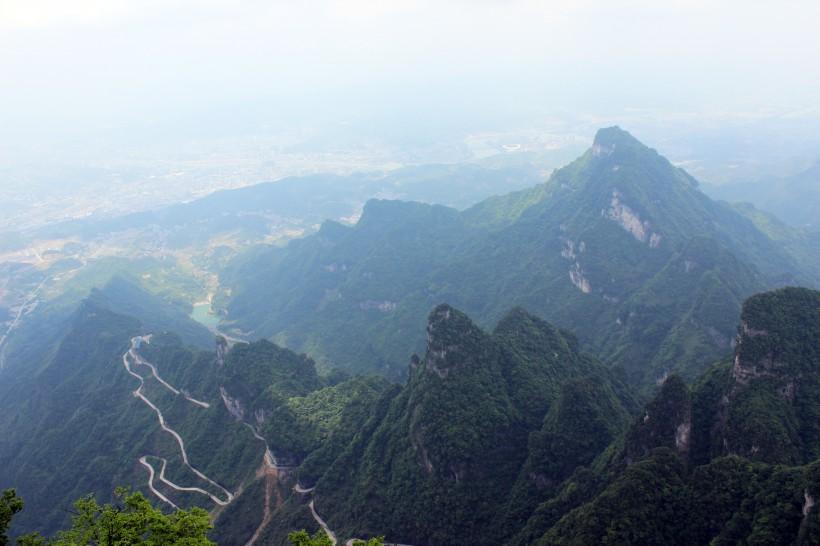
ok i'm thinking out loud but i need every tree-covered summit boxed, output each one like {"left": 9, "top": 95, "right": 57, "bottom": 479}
{"left": 299, "top": 303, "right": 636, "bottom": 545}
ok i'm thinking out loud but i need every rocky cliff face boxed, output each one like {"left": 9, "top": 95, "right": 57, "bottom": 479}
{"left": 731, "top": 287, "right": 820, "bottom": 385}
{"left": 719, "top": 288, "right": 820, "bottom": 463}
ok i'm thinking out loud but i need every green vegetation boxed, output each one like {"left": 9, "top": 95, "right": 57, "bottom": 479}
{"left": 225, "top": 127, "right": 816, "bottom": 390}
{"left": 2, "top": 270, "right": 819, "bottom": 546}
{"left": 501, "top": 376, "right": 633, "bottom": 539}
{"left": 4, "top": 489, "right": 212, "bottom": 546}
{"left": 287, "top": 530, "right": 333, "bottom": 546}
{"left": 3, "top": 127, "right": 820, "bottom": 545}
{"left": 723, "top": 287, "right": 820, "bottom": 464}
{"left": 0, "top": 278, "right": 390, "bottom": 542}
{"left": 217, "top": 339, "right": 389, "bottom": 465}
{"left": 623, "top": 375, "right": 691, "bottom": 464}
{"left": 0, "top": 490, "right": 23, "bottom": 546}
{"left": 530, "top": 286, "right": 820, "bottom": 545}
{"left": 538, "top": 449, "right": 820, "bottom": 546}
{"left": 269, "top": 287, "right": 820, "bottom": 546}
{"left": 287, "top": 530, "right": 384, "bottom": 546}
{"left": 0, "top": 295, "right": 260, "bottom": 537}
{"left": 299, "top": 304, "right": 638, "bottom": 546}
{"left": 538, "top": 448, "right": 688, "bottom": 546}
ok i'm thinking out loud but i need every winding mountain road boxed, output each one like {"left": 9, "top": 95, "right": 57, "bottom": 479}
{"left": 139, "top": 456, "right": 179, "bottom": 510}
{"left": 126, "top": 335, "right": 403, "bottom": 545}
{"left": 309, "top": 500, "right": 338, "bottom": 546}
{"left": 124, "top": 336, "right": 234, "bottom": 507}
{"left": 143, "top": 455, "right": 234, "bottom": 506}
{"left": 302, "top": 488, "right": 414, "bottom": 546}
{"left": 130, "top": 337, "right": 210, "bottom": 408}
{"left": 293, "top": 483, "right": 315, "bottom": 494}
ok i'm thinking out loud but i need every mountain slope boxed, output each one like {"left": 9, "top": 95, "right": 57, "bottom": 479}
{"left": 31, "top": 163, "right": 542, "bottom": 247}
{"left": 299, "top": 304, "right": 636, "bottom": 546}
{"left": 0, "top": 280, "right": 388, "bottom": 543}
{"left": 3, "top": 281, "right": 817, "bottom": 545}
{"left": 225, "top": 127, "right": 813, "bottom": 388}
{"left": 712, "top": 287, "right": 820, "bottom": 464}
{"left": 0, "top": 294, "right": 257, "bottom": 537}
{"left": 704, "top": 161, "right": 820, "bottom": 230}
{"left": 533, "top": 286, "right": 820, "bottom": 546}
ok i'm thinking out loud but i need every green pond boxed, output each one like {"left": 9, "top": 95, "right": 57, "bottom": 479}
{"left": 190, "top": 303, "right": 220, "bottom": 330}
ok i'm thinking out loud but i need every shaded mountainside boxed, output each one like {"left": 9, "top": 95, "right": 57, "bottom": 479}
{"left": 293, "top": 304, "right": 638, "bottom": 546}
{"left": 2, "top": 282, "right": 818, "bottom": 545}
{"left": 2, "top": 127, "right": 819, "bottom": 546}
{"left": 0, "top": 297, "right": 255, "bottom": 537}
{"left": 0, "top": 280, "right": 389, "bottom": 544}
{"left": 532, "top": 287, "right": 820, "bottom": 546}
{"left": 706, "top": 287, "right": 820, "bottom": 465}
{"left": 257, "top": 287, "right": 819, "bottom": 546}
{"left": 224, "top": 127, "right": 816, "bottom": 389}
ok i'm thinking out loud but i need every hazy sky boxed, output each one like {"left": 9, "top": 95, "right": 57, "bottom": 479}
{"left": 1, "top": 0, "right": 819, "bottom": 153}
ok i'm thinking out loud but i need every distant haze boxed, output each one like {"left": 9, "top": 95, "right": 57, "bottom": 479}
{"left": 1, "top": 0, "right": 819, "bottom": 225}
{"left": 2, "top": 1, "right": 819, "bottom": 140}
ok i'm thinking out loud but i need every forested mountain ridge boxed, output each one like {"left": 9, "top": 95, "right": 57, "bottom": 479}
{"left": 28, "top": 163, "right": 544, "bottom": 249}
{"left": 535, "top": 286, "right": 820, "bottom": 546}
{"left": 0, "top": 280, "right": 388, "bottom": 543}
{"left": 278, "top": 287, "right": 820, "bottom": 546}
{"left": 2, "top": 127, "right": 819, "bottom": 545}
{"left": 284, "top": 304, "right": 638, "bottom": 545}
{"left": 224, "top": 127, "right": 815, "bottom": 388}
{"left": 697, "top": 287, "right": 820, "bottom": 465}
{"left": 2, "top": 276, "right": 818, "bottom": 545}
{"left": 203, "top": 286, "right": 813, "bottom": 545}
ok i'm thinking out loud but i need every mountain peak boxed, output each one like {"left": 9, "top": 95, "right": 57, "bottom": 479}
{"left": 356, "top": 199, "right": 459, "bottom": 232}
{"left": 592, "top": 126, "right": 646, "bottom": 156}
{"left": 426, "top": 304, "right": 477, "bottom": 345}
{"left": 423, "top": 304, "right": 488, "bottom": 379}
{"left": 732, "top": 286, "right": 820, "bottom": 384}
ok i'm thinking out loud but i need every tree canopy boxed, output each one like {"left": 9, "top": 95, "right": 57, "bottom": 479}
{"left": 12, "top": 488, "right": 213, "bottom": 546}
{"left": 0, "top": 490, "right": 24, "bottom": 546}
{"left": 287, "top": 530, "right": 384, "bottom": 546}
